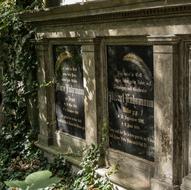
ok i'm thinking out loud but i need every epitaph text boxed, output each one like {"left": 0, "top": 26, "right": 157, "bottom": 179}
{"left": 107, "top": 45, "right": 154, "bottom": 161}
{"left": 54, "top": 45, "right": 85, "bottom": 139}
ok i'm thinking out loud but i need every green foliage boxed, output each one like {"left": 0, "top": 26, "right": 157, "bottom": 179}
{"left": 0, "top": 2, "right": 114, "bottom": 190}
{"left": 50, "top": 155, "right": 72, "bottom": 178}
{"left": 71, "top": 145, "right": 113, "bottom": 190}
{"left": 5, "top": 170, "right": 61, "bottom": 190}
{"left": 16, "top": 0, "right": 44, "bottom": 10}
{"left": 0, "top": 1, "right": 47, "bottom": 189}
{"left": 48, "top": 155, "right": 74, "bottom": 190}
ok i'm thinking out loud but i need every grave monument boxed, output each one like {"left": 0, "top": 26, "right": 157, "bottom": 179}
{"left": 22, "top": 0, "right": 191, "bottom": 189}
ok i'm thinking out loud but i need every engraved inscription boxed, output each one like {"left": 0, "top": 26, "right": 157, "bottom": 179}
{"left": 54, "top": 45, "right": 85, "bottom": 139}
{"left": 107, "top": 45, "right": 154, "bottom": 161}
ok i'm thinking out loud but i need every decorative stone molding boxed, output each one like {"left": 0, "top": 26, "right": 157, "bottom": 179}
{"left": 22, "top": 1, "right": 191, "bottom": 27}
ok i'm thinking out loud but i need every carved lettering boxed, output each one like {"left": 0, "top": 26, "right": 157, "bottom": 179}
{"left": 107, "top": 45, "right": 154, "bottom": 161}
{"left": 54, "top": 45, "right": 85, "bottom": 139}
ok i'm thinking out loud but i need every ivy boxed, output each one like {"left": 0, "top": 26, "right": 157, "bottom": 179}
{"left": 71, "top": 145, "right": 114, "bottom": 190}
{"left": 0, "top": 2, "right": 115, "bottom": 190}
{"left": 0, "top": 1, "right": 46, "bottom": 189}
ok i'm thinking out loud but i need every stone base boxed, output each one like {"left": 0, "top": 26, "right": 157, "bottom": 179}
{"left": 37, "top": 134, "right": 51, "bottom": 145}
{"left": 35, "top": 142, "right": 82, "bottom": 166}
{"left": 38, "top": 134, "right": 54, "bottom": 146}
{"left": 151, "top": 178, "right": 179, "bottom": 190}
{"left": 181, "top": 174, "right": 191, "bottom": 190}
{"left": 38, "top": 134, "right": 49, "bottom": 145}
{"left": 96, "top": 168, "right": 149, "bottom": 190}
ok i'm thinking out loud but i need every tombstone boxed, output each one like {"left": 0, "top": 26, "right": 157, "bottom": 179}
{"left": 54, "top": 45, "right": 85, "bottom": 139}
{"left": 107, "top": 45, "right": 154, "bottom": 161}
{"left": 22, "top": 0, "right": 191, "bottom": 189}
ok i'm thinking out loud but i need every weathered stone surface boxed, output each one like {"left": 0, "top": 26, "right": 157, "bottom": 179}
{"left": 22, "top": 1, "right": 191, "bottom": 189}
{"left": 151, "top": 43, "right": 175, "bottom": 189}
{"left": 181, "top": 174, "right": 191, "bottom": 190}
{"left": 82, "top": 44, "right": 98, "bottom": 145}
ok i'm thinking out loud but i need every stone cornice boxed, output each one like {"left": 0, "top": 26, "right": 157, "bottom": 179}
{"left": 21, "top": 0, "right": 191, "bottom": 27}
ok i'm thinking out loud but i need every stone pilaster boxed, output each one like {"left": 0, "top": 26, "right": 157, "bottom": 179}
{"left": 35, "top": 39, "right": 54, "bottom": 146}
{"left": 180, "top": 43, "right": 191, "bottom": 190}
{"left": 82, "top": 42, "right": 98, "bottom": 145}
{"left": 148, "top": 36, "right": 181, "bottom": 190}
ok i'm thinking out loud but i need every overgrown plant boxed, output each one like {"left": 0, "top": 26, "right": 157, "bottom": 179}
{"left": 48, "top": 155, "right": 74, "bottom": 190}
{"left": 0, "top": 1, "right": 115, "bottom": 190}
{"left": 71, "top": 144, "right": 114, "bottom": 190}
{"left": 0, "top": 0, "right": 46, "bottom": 189}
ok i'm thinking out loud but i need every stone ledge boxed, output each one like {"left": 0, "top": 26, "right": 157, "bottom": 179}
{"left": 96, "top": 168, "right": 147, "bottom": 190}
{"left": 151, "top": 178, "right": 179, "bottom": 190}
{"left": 35, "top": 142, "right": 134, "bottom": 190}
{"left": 35, "top": 142, "right": 82, "bottom": 166}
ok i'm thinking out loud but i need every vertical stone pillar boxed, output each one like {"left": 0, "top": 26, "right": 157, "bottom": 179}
{"left": 82, "top": 42, "right": 98, "bottom": 145}
{"left": 35, "top": 39, "right": 54, "bottom": 146}
{"left": 148, "top": 36, "right": 181, "bottom": 190}
{"left": 181, "top": 44, "right": 191, "bottom": 190}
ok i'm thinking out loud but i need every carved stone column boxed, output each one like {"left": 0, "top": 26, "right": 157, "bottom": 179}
{"left": 148, "top": 36, "right": 181, "bottom": 190}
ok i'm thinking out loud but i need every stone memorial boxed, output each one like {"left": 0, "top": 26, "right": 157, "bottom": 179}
{"left": 107, "top": 45, "right": 154, "bottom": 161}
{"left": 22, "top": 0, "right": 191, "bottom": 189}
{"left": 54, "top": 45, "right": 85, "bottom": 139}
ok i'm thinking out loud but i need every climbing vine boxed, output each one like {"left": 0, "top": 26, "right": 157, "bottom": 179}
{"left": 71, "top": 145, "right": 114, "bottom": 190}
{"left": 0, "top": 0, "right": 46, "bottom": 189}
{"left": 0, "top": 1, "right": 115, "bottom": 190}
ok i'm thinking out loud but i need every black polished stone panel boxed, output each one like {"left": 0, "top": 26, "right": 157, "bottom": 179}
{"left": 107, "top": 45, "right": 154, "bottom": 161}
{"left": 53, "top": 45, "right": 85, "bottom": 139}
